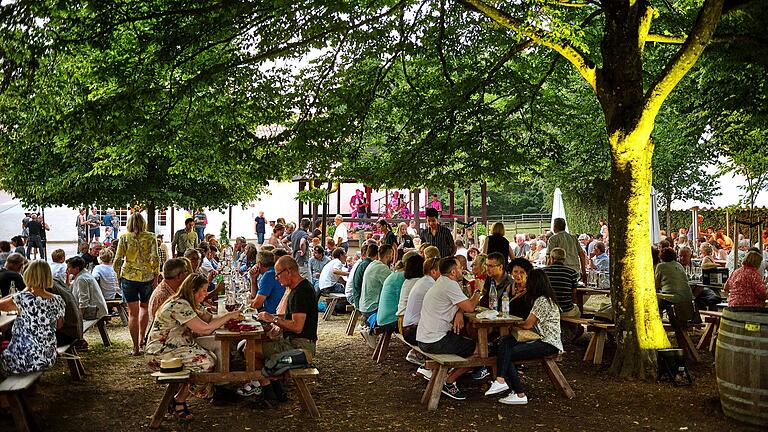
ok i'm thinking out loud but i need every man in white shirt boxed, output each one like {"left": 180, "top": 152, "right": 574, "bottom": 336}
{"left": 318, "top": 247, "right": 349, "bottom": 296}
{"left": 66, "top": 256, "right": 109, "bottom": 321}
{"left": 416, "top": 257, "right": 482, "bottom": 401}
{"left": 334, "top": 215, "right": 349, "bottom": 252}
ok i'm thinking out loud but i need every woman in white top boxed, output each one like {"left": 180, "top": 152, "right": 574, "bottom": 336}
{"left": 484, "top": 269, "right": 563, "bottom": 405}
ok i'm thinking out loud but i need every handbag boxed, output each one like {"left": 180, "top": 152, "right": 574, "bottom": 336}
{"left": 509, "top": 327, "right": 541, "bottom": 343}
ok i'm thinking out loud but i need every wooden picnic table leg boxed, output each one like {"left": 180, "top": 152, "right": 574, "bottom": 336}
{"left": 708, "top": 320, "right": 719, "bottom": 352}
{"left": 293, "top": 377, "right": 320, "bottom": 418}
{"left": 593, "top": 330, "right": 607, "bottom": 365}
{"left": 674, "top": 327, "right": 700, "bottom": 363}
{"left": 245, "top": 340, "right": 256, "bottom": 372}
{"left": 542, "top": 358, "right": 576, "bottom": 399}
{"left": 477, "top": 328, "right": 489, "bottom": 358}
{"left": 426, "top": 366, "right": 449, "bottom": 411}
{"left": 66, "top": 346, "right": 83, "bottom": 381}
{"left": 97, "top": 318, "right": 111, "bottom": 346}
{"left": 149, "top": 382, "right": 179, "bottom": 429}
{"left": 220, "top": 340, "right": 231, "bottom": 373}
{"left": 696, "top": 322, "right": 714, "bottom": 351}
{"left": 583, "top": 332, "right": 597, "bottom": 362}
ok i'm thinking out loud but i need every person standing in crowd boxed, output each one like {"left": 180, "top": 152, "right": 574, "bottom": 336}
{"left": 428, "top": 193, "right": 443, "bottom": 214}
{"left": 334, "top": 215, "right": 349, "bottom": 252}
{"left": 350, "top": 189, "right": 369, "bottom": 220}
{"left": 87, "top": 208, "right": 102, "bottom": 243}
{"left": 254, "top": 211, "right": 267, "bottom": 245}
{"left": 482, "top": 222, "right": 514, "bottom": 266}
{"left": 599, "top": 217, "right": 609, "bottom": 244}
{"left": 172, "top": 218, "right": 199, "bottom": 257}
{"left": 420, "top": 207, "right": 455, "bottom": 258}
{"left": 547, "top": 218, "right": 587, "bottom": 282}
{"left": 193, "top": 209, "right": 207, "bottom": 244}
{"left": 291, "top": 218, "right": 312, "bottom": 280}
{"left": 76, "top": 208, "right": 88, "bottom": 246}
{"left": 156, "top": 234, "right": 169, "bottom": 269}
{"left": 114, "top": 213, "right": 160, "bottom": 356}
{"left": 25, "top": 214, "right": 48, "bottom": 260}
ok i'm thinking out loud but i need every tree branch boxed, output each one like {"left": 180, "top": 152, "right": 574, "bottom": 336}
{"left": 643, "top": 0, "right": 725, "bottom": 120}
{"left": 437, "top": 0, "right": 455, "bottom": 86}
{"left": 456, "top": 0, "right": 597, "bottom": 91}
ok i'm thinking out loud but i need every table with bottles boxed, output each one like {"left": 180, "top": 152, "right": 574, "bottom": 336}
{"left": 464, "top": 312, "right": 524, "bottom": 358}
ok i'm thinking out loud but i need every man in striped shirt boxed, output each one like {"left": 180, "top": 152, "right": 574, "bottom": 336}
{"left": 542, "top": 247, "right": 580, "bottom": 317}
{"left": 419, "top": 207, "right": 456, "bottom": 259}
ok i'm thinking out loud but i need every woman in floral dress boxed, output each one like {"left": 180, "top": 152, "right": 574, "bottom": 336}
{"left": 0, "top": 260, "right": 65, "bottom": 375}
{"left": 146, "top": 274, "right": 241, "bottom": 419}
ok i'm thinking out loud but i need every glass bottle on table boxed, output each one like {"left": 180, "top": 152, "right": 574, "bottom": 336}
{"left": 501, "top": 291, "right": 510, "bottom": 318}
{"left": 488, "top": 279, "right": 498, "bottom": 312}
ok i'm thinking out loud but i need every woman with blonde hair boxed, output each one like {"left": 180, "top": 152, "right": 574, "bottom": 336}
{"left": 0, "top": 260, "right": 65, "bottom": 375}
{"left": 146, "top": 274, "right": 242, "bottom": 419}
{"left": 482, "top": 222, "right": 514, "bottom": 266}
{"left": 113, "top": 212, "right": 160, "bottom": 356}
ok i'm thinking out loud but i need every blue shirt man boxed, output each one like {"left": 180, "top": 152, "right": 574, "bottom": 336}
{"left": 248, "top": 250, "right": 285, "bottom": 314}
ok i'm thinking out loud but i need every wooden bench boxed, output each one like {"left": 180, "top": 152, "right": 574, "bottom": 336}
{"left": 0, "top": 372, "right": 44, "bottom": 432}
{"left": 584, "top": 321, "right": 701, "bottom": 364}
{"left": 150, "top": 367, "right": 321, "bottom": 428}
{"left": 57, "top": 344, "right": 86, "bottom": 381}
{"left": 83, "top": 316, "right": 112, "bottom": 347}
{"left": 320, "top": 293, "right": 347, "bottom": 321}
{"left": 394, "top": 334, "right": 574, "bottom": 410}
{"left": 106, "top": 299, "right": 128, "bottom": 326}
{"left": 371, "top": 329, "right": 392, "bottom": 364}
{"left": 697, "top": 310, "right": 723, "bottom": 352}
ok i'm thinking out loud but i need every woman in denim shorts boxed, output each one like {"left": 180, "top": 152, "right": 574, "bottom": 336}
{"left": 113, "top": 213, "right": 160, "bottom": 356}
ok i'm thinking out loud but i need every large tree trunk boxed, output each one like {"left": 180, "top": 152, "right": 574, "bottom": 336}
{"left": 598, "top": 1, "right": 671, "bottom": 379}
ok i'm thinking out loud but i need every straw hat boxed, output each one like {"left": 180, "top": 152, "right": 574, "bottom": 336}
{"left": 150, "top": 358, "right": 189, "bottom": 377}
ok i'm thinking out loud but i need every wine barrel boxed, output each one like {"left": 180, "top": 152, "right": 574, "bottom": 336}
{"left": 715, "top": 307, "right": 768, "bottom": 426}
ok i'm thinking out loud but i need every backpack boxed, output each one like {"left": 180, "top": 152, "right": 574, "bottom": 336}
{"left": 261, "top": 348, "right": 313, "bottom": 377}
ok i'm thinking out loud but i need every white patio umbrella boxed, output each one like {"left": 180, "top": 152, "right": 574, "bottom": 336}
{"left": 650, "top": 187, "right": 661, "bottom": 245}
{"left": 551, "top": 188, "right": 568, "bottom": 232}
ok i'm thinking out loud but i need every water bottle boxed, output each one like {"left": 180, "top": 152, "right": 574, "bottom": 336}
{"left": 488, "top": 279, "right": 497, "bottom": 312}
{"left": 9, "top": 281, "right": 17, "bottom": 295}
{"left": 501, "top": 291, "right": 510, "bottom": 318}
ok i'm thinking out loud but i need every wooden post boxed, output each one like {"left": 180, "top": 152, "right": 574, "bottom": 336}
{"left": 414, "top": 189, "right": 421, "bottom": 228}
{"left": 170, "top": 207, "right": 175, "bottom": 240}
{"left": 337, "top": 185, "right": 342, "bottom": 217}
{"left": 298, "top": 181, "right": 306, "bottom": 222}
{"left": 228, "top": 205, "right": 232, "bottom": 238}
{"left": 481, "top": 182, "right": 488, "bottom": 228}
{"left": 449, "top": 186, "right": 455, "bottom": 218}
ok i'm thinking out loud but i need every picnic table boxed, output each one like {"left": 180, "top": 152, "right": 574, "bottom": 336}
{"left": 464, "top": 312, "right": 523, "bottom": 358}
{"left": 576, "top": 287, "right": 611, "bottom": 313}
{"left": 149, "top": 321, "right": 320, "bottom": 427}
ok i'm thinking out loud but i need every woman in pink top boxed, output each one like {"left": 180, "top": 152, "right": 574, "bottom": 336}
{"left": 725, "top": 251, "right": 767, "bottom": 307}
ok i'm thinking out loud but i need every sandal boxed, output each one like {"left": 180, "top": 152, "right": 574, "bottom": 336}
{"left": 169, "top": 399, "right": 193, "bottom": 420}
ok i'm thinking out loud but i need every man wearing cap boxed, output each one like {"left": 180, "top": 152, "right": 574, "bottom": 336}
{"left": 171, "top": 218, "right": 199, "bottom": 257}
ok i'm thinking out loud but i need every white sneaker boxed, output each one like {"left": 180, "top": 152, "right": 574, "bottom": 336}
{"left": 484, "top": 380, "right": 510, "bottom": 396}
{"left": 499, "top": 393, "right": 528, "bottom": 405}
{"left": 416, "top": 366, "right": 432, "bottom": 381}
